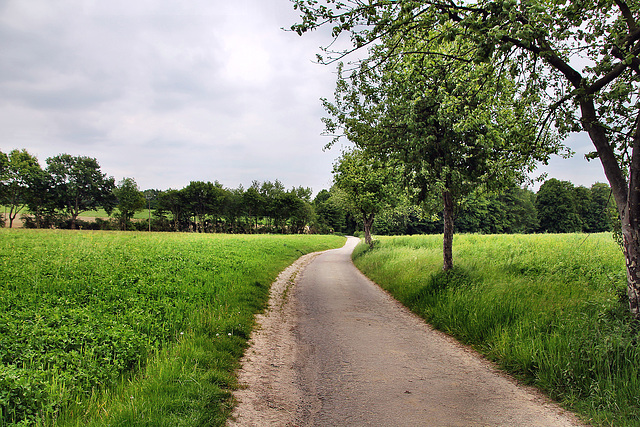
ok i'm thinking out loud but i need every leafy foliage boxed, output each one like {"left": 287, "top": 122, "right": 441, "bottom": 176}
{"left": 0, "top": 149, "right": 42, "bottom": 228}
{"left": 113, "top": 177, "right": 146, "bottom": 230}
{"left": 332, "top": 149, "right": 396, "bottom": 246}
{"left": 46, "top": 154, "right": 116, "bottom": 230}
{"left": 321, "top": 26, "right": 563, "bottom": 268}
{"left": 290, "top": 0, "right": 640, "bottom": 313}
{"left": 536, "top": 178, "right": 583, "bottom": 233}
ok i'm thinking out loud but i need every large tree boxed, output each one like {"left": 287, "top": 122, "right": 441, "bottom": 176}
{"left": 260, "top": 180, "right": 286, "bottom": 230}
{"left": 156, "top": 189, "right": 189, "bottom": 232}
{"left": 0, "top": 150, "right": 7, "bottom": 213}
{"left": 46, "top": 154, "right": 116, "bottom": 229}
{"left": 278, "top": 189, "right": 313, "bottom": 234}
{"left": 323, "top": 36, "right": 559, "bottom": 269}
{"left": 243, "top": 182, "right": 265, "bottom": 233}
{"left": 0, "top": 149, "right": 42, "bottom": 228}
{"left": 114, "top": 177, "right": 146, "bottom": 231}
{"left": 24, "top": 167, "right": 58, "bottom": 229}
{"left": 292, "top": 0, "right": 640, "bottom": 315}
{"left": 332, "top": 148, "right": 395, "bottom": 246}
{"left": 314, "top": 189, "right": 347, "bottom": 234}
{"left": 182, "top": 181, "right": 226, "bottom": 233}
{"left": 590, "top": 182, "right": 616, "bottom": 233}
{"left": 536, "top": 178, "right": 582, "bottom": 233}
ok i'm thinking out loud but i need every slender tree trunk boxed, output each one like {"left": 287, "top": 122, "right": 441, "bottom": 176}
{"left": 363, "top": 213, "right": 375, "bottom": 247}
{"left": 8, "top": 202, "right": 21, "bottom": 228}
{"left": 443, "top": 189, "right": 454, "bottom": 272}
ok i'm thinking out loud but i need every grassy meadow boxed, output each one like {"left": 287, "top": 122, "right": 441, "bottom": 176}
{"left": 352, "top": 233, "right": 639, "bottom": 426}
{"left": 0, "top": 229, "right": 345, "bottom": 426}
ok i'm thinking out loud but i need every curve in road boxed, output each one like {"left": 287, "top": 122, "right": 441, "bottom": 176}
{"left": 230, "top": 237, "right": 583, "bottom": 426}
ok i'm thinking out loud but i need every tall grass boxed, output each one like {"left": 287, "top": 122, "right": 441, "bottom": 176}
{"left": 353, "top": 233, "right": 639, "bottom": 426}
{"left": 0, "top": 229, "right": 345, "bottom": 426}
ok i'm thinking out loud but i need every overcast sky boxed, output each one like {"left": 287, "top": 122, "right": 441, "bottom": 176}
{"left": 0, "top": 0, "right": 607, "bottom": 195}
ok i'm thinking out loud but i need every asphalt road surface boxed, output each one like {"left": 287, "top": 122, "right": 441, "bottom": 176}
{"left": 230, "top": 237, "right": 583, "bottom": 426}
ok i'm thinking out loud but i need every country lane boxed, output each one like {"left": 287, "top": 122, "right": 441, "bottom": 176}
{"left": 230, "top": 236, "right": 583, "bottom": 426}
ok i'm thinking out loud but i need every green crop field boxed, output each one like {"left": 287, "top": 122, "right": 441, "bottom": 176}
{"left": 0, "top": 229, "right": 345, "bottom": 426}
{"left": 352, "top": 233, "right": 639, "bottom": 426}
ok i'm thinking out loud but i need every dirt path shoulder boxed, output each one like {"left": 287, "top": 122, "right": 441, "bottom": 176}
{"left": 228, "top": 251, "right": 320, "bottom": 426}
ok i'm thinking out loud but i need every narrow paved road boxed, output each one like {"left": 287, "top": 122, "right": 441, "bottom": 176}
{"left": 230, "top": 237, "right": 583, "bottom": 426}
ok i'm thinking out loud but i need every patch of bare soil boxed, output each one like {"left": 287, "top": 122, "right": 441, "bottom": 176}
{"left": 228, "top": 251, "right": 320, "bottom": 426}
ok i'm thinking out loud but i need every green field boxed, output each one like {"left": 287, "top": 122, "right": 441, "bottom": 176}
{"left": 0, "top": 230, "right": 345, "bottom": 426}
{"left": 352, "top": 233, "right": 639, "bottom": 426}
{"left": 78, "top": 209, "right": 149, "bottom": 220}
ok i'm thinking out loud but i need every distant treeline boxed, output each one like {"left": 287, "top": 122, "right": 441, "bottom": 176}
{"left": 0, "top": 149, "right": 317, "bottom": 233}
{"left": 319, "top": 180, "right": 615, "bottom": 236}
{"left": 142, "top": 180, "right": 315, "bottom": 233}
{"left": 1, "top": 148, "right": 614, "bottom": 235}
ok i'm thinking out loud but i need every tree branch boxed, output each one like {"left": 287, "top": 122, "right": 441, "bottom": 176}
{"left": 614, "top": 0, "right": 638, "bottom": 33}
{"left": 589, "top": 59, "right": 633, "bottom": 94}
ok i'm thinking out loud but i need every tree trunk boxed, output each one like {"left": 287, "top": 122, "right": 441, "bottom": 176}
{"left": 580, "top": 97, "right": 640, "bottom": 317}
{"left": 622, "top": 216, "right": 640, "bottom": 316}
{"left": 443, "top": 189, "right": 454, "bottom": 271}
{"left": 70, "top": 214, "right": 77, "bottom": 230}
{"left": 621, "top": 124, "right": 640, "bottom": 317}
{"left": 363, "top": 213, "right": 375, "bottom": 247}
{"left": 8, "top": 205, "right": 17, "bottom": 228}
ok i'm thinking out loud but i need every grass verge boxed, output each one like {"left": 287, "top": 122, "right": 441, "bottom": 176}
{"left": 352, "top": 233, "right": 639, "bottom": 426}
{"left": 0, "top": 229, "right": 345, "bottom": 426}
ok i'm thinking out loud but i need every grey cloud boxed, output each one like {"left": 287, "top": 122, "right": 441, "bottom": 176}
{"left": 0, "top": 0, "right": 602, "bottom": 195}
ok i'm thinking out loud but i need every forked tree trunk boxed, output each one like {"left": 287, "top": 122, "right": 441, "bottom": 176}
{"left": 8, "top": 207, "right": 17, "bottom": 228}
{"left": 442, "top": 189, "right": 454, "bottom": 271}
{"left": 363, "top": 213, "right": 375, "bottom": 247}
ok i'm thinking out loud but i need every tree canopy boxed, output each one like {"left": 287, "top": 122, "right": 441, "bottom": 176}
{"left": 0, "top": 149, "right": 42, "bottom": 228}
{"left": 291, "top": 0, "right": 640, "bottom": 315}
{"left": 46, "top": 154, "right": 116, "bottom": 229}
{"left": 114, "top": 178, "right": 146, "bottom": 230}
{"left": 332, "top": 148, "right": 395, "bottom": 246}
{"left": 323, "top": 33, "right": 561, "bottom": 269}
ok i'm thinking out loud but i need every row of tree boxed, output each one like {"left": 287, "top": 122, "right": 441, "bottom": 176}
{"left": 150, "top": 180, "right": 313, "bottom": 233}
{"left": 1, "top": 147, "right": 612, "bottom": 237}
{"left": 318, "top": 173, "right": 615, "bottom": 237}
{"left": 290, "top": 0, "right": 640, "bottom": 317}
{"left": 0, "top": 149, "right": 314, "bottom": 233}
